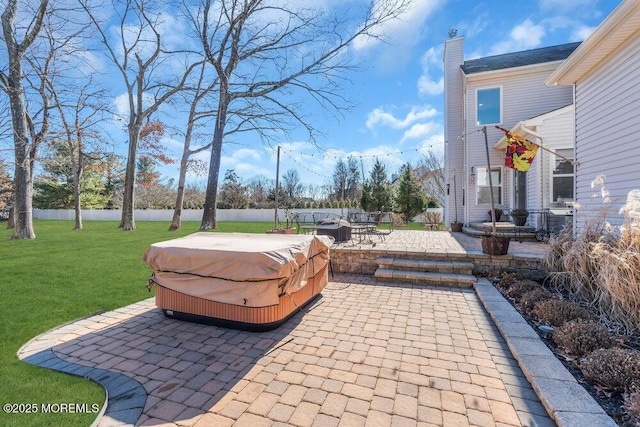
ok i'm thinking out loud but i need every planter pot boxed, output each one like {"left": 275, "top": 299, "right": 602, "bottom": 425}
{"left": 488, "top": 209, "right": 503, "bottom": 222}
{"left": 266, "top": 228, "right": 296, "bottom": 234}
{"left": 450, "top": 222, "right": 463, "bottom": 232}
{"left": 511, "top": 214, "right": 528, "bottom": 227}
{"left": 482, "top": 236, "right": 510, "bottom": 255}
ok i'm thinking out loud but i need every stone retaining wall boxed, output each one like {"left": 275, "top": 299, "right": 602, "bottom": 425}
{"left": 331, "top": 247, "right": 548, "bottom": 280}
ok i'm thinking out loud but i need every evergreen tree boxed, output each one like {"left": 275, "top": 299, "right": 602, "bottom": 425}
{"left": 394, "top": 163, "right": 426, "bottom": 222}
{"left": 33, "top": 142, "right": 111, "bottom": 209}
{"left": 361, "top": 159, "right": 392, "bottom": 212}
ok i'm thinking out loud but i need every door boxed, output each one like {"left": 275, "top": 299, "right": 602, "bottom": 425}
{"left": 514, "top": 170, "right": 527, "bottom": 210}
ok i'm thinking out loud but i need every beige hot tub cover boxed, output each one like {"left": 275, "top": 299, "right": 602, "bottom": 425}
{"left": 143, "top": 232, "right": 333, "bottom": 308}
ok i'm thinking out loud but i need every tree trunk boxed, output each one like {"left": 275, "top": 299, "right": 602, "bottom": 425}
{"left": 6, "top": 64, "right": 35, "bottom": 239}
{"left": 200, "top": 134, "right": 223, "bottom": 230}
{"left": 3, "top": 0, "right": 48, "bottom": 239}
{"left": 7, "top": 203, "right": 15, "bottom": 229}
{"left": 169, "top": 118, "right": 195, "bottom": 231}
{"left": 200, "top": 95, "right": 228, "bottom": 231}
{"left": 120, "top": 125, "right": 141, "bottom": 230}
{"left": 73, "top": 161, "right": 83, "bottom": 230}
{"left": 11, "top": 158, "right": 35, "bottom": 239}
{"left": 169, "top": 154, "right": 188, "bottom": 231}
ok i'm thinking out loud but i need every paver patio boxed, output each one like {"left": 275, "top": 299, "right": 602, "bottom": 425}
{"left": 17, "top": 231, "right": 612, "bottom": 426}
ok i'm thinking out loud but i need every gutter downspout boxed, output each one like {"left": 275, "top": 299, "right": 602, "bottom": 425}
{"left": 572, "top": 83, "right": 578, "bottom": 238}
{"left": 462, "top": 71, "right": 468, "bottom": 226}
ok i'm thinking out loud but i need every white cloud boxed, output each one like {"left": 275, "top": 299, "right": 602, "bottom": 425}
{"left": 401, "top": 122, "right": 438, "bottom": 143}
{"left": 352, "top": 0, "right": 444, "bottom": 69}
{"left": 571, "top": 25, "right": 595, "bottom": 41}
{"left": 366, "top": 105, "right": 438, "bottom": 131}
{"left": 489, "top": 19, "right": 546, "bottom": 55}
{"left": 418, "top": 134, "right": 445, "bottom": 155}
{"left": 417, "top": 46, "right": 444, "bottom": 96}
{"left": 539, "top": 0, "right": 593, "bottom": 13}
{"left": 221, "top": 148, "right": 262, "bottom": 167}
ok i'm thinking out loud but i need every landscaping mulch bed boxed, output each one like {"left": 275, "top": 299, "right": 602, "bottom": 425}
{"left": 489, "top": 275, "right": 640, "bottom": 426}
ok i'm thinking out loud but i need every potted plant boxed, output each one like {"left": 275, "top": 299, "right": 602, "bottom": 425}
{"left": 510, "top": 208, "right": 529, "bottom": 226}
{"left": 488, "top": 208, "right": 503, "bottom": 222}
{"left": 267, "top": 209, "right": 296, "bottom": 234}
{"left": 481, "top": 229, "right": 510, "bottom": 255}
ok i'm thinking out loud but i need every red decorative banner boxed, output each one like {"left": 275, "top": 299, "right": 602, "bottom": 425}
{"left": 499, "top": 129, "right": 539, "bottom": 172}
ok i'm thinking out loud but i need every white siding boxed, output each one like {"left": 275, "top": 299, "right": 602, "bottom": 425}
{"left": 537, "top": 110, "right": 574, "bottom": 205}
{"left": 574, "top": 34, "right": 640, "bottom": 230}
{"left": 464, "top": 68, "right": 573, "bottom": 222}
{"left": 531, "top": 109, "right": 574, "bottom": 229}
{"left": 444, "top": 37, "right": 465, "bottom": 226}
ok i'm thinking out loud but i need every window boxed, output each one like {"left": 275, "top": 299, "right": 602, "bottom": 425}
{"left": 477, "top": 167, "right": 502, "bottom": 204}
{"left": 476, "top": 87, "right": 501, "bottom": 125}
{"left": 552, "top": 148, "right": 574, "bottom": 204}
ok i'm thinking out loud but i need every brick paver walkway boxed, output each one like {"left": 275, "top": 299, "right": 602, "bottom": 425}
{"left": 20, "top": 273, "right": 554, "bottom": 426}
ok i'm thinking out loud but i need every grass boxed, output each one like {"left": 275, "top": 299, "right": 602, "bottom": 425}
{"left": 0, "top": 220, "right": 274, "bottom": 427}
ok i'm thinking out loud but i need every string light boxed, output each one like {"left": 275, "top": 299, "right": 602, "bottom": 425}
{"left": 271, "top": 143, "right": 436, "bottom": 180}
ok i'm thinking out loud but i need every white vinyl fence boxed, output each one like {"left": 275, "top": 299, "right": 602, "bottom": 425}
{"left": 33, "top": 208, "right": 344, "bottom": 223}
{"left": 33, "top": 207, "right": 444, "bottom": 223}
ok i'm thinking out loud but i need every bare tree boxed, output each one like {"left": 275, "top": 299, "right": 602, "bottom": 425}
{"left": 168, "top": 60, "right": 217, "bottom": 231}
{"left": 417, "top": 149, "right": 445, "bottom": 207}
{"left": 1, "top": 0, "right": 49, "bottom": 239}
{"left": 246, "top": 174, "right": 271, "bottom": 208}
{"left": 281, "top": 169, "right": 303, "bottom": 207}
{"left": 306, "top": 183, "right": 322, "bottom": 202}
{"left": 43, "top": 14, "right": 112, "bottom": 230}
{"left": 80, "top": 0, "right": 199, "bottom": 230}
{"left": 188, "top": 0, "right": 410, "bottom": 230}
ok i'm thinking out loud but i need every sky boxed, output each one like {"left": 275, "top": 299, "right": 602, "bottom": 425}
{"left": 1, "top": 0, "right": 623, "bottom": 195}
{"left": 169, "top": 0, "right": 620, "bottom": 193}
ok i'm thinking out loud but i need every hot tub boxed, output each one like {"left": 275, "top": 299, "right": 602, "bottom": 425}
{"left": 143, "top": 232, "right": 333, "bottom": 331}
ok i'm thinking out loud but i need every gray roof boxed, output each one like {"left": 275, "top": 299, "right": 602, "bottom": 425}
{"left": 461, "top": 42, "right": 581, "bottom": 74}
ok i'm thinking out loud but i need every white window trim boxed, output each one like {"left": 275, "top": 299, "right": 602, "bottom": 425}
{"left": 549, "top": 146, "right": 574, "bottom": 205}
{"left": 476, "top": 166, "right": 503, "bottom": 205}
{"left": 476, "top": 86, "right": 503, "bottom": 126}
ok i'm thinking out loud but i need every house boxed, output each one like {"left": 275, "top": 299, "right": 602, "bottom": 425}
{"left": 546, "top": 0, "right": 640, "bottom": 231}
{"left": 444, "top": 34, "right": 578, "bottom": 229}
{"left": 493, "top": 104, "right": 575, "bottom": 231}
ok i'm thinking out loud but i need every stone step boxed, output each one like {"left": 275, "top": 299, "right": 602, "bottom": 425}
{"left": 376, "top": 257, "right": 474, "bottom": 275}
{"left": 462, "top": 226, "right": 538, "bottom": 242}
{"left": 374, "top": 269, "right": 477, "bottom": 288}
{"left": 467, "top": 221, "right": 536, "bottom": 233}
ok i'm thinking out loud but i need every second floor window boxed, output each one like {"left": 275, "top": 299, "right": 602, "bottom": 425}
{"left": 477, "top": 87, "right": 501, "bottom": 125}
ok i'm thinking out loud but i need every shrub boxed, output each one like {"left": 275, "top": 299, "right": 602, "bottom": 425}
{"left": 519, "top": 288, "right": 554, "bottom": 315}
{"left": 490, "top": 270, "right": 519, "bottom": 293}
{"left": 625, "top": 391, "right": 640, "bottom": 424}
{"left": 580, "top": 348, "right": 640, "bottom": 394}
{"left": 544, "top": 186, "right": 640, "bottom": 332}
{"left": 507, "top": 279, "right": 542, "bottom": 302}
{"left": 531, "top": 299, "right": 594, "bottom": 327}
{"left": 552, "top": 320, "right": 615, "bottom": 357}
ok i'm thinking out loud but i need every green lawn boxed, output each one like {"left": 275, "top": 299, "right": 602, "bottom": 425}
{"left": 0, "top": 220, "right": 274, "bottom": 427}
